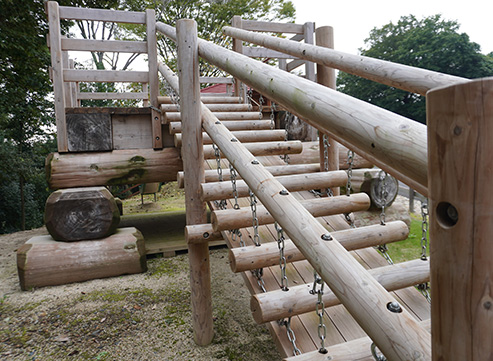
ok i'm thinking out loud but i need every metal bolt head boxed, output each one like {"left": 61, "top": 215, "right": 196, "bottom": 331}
{"left": 251, "top": 160, "right": 259, "bottom": 165}
{"left": 231, "top": 138, "right": 238, "bottom": 142}
{"left": 203, "top": 232, "right": 209, "bottom": 239}
{"left": 321, "top": 233, "right": 333, "bottom": 241}
{"left": 215, "top": 121, "right": 221, "bottom": 124}
{"left": 387, "top": 301, "right": 403, "bottom": 313}
{"left": 279, "top": 189, "right": 289, "bottom": 196}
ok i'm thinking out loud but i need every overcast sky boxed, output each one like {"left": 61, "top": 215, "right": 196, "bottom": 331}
{"left": 291, "top": 0, "right": 493, "bottom": 55}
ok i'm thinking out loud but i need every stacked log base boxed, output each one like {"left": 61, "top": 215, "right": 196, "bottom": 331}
{"left": 17, "top": 227, "right": 146, "bottom": 290}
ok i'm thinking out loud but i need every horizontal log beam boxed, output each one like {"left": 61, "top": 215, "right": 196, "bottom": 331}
{"left": 230, "top": 221, "right": 409, "bottom": 272}
{"left": 202, "top": 140, "right": 302, "bottom": 159}
{"left": 174, "top": 129, "right": 286, "bottom": 147}
{"left": 61, "top": 38, "right": 147, "bottom": 53}
{"left": 169, "top": 120, "right": 272, "bottom": 134}
{"left": 223, "top": 26, "right": 468, "bottom": 96}
{"left": 63, "top": 69, "right": 149, "bottom": 83}
{"left": 59, "top": 6, "right": 146, "bottom": 23}
{"left": 201, "top": 171, "right": 347, "bottom": 202}
{"left": 243, "top": 46, "right": 295, "bottom": 59}
{"left": 240, "top": 19, "right": 304, "bottom": 34}
{"left": 161, "top": 103, "right": 251, "bottom": 113}
{"left": 163, "top": 111, "right": 261, "bottom": 122}
{"left": 46, "top": 148, "right": 182, "bottom": 189}
{"left": 253, "top": 257, "right": 429, "bottom": 324}
{"left": 185, "top": 223, "right": 223, "bottom": 244}
{"left": 158, "top": 96, "right": 242, "bottom": 104}
{"left": 177, "top": 163, "right": 321, "bottom": 188}
{"left": 211, "top": 193, "right": 370, "bottom": 232}
{"left": 77, "top": 92, "right": 148, "bottom": 100}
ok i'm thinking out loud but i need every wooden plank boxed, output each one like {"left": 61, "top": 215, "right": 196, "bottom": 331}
{"left": 77, "top": 92, "right": 148, "bottom": 100}
{"left": 242, "top": 47, "right": 294, "bottom": 59}
{"left": 162, "top": 103, "right": 251, "bottom": 112}
{"left": 146, "top": 9, "right": 161, "bottom": 149}
{"left": 63, "top": 69, "right": 149, "bottom": 83}
{"left": 241, "top": 20, "right": 304, "bottom": 34}
{"left": 58, "top": 5, "right": 146, "bottom": 24}
{"left": 62, "top": 51, "right": 73, "bottom": 107}
{"left": 112, "top": 114, "right": 152, "bottom": 149}
{"left": 199, "top": 77, "right": 234, "bottom": 84}
{"left": 66, "top": 113, "right": 112, "bottom": 152}
{"left": 47, "top": 1, "right": 68, "bottom": 152}
{"left": 286, "top": 58, "right": 305, "bottom": 72}
{"left": 61, "top": 38, "right": 147, "bottom": 53}
{"left": 427, "top": 78, "right": 493, "bottom": 361}
{"left": 158, "top": 95, "right": 241, "bottom": 104}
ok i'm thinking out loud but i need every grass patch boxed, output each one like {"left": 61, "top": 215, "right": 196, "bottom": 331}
{"left": 386, "top": 214, "right": 428, "bottom": 263}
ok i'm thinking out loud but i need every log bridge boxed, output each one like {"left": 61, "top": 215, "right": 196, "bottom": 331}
{"left": 32, "top": 2, "right": 493, "bottom": 360}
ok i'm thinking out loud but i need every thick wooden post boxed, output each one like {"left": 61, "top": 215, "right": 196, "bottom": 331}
{"left": 427, "top": 78, "right": 493, "bottom": 360}
{"left": 231, "top": 16, "right": 246, "bottom": 102}
{"left": 316, "top": 26, "right": 340, "bottom": 196}
{"left": 176, "top": 19, "right": 213, "bottom": 346}
{"left": 146, "top": 9, "right": 162, "bottom": 149}
{"left": 47, "top": 1, "right": 68, "bottom": 152}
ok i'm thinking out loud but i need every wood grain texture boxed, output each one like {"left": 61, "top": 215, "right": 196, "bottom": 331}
{"left": 164, "top": 111, "right": 261, "bottom": 122}
{"left": 17, "top": 228, "right": 146, "bottom": 290}
{"left": 169, "top": 120, "right": 273, "bottom": 134}
{"left": 174, "top": 129, "right": 286, "bottom": 147}
{"left": 161, "top": 103, "right": 251, "bottom": 113}
{"left": 58, "top": 5, "right": 146, "bottom": 23}
{"left": 427, "top": 78, "right": 493, "bottom": 361}
{"left": 202, "top": 140, "right": 302, "bottom": 159}
{"left": 66, "top": 113, "right": 112, "bottom": 152}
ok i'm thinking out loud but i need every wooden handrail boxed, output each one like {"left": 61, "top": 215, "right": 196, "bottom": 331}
{"left": 223, "top": 26, "right": 469, "bottom": 96}
{"left": 58, "top": 5, "right": 146, "bottom": 24}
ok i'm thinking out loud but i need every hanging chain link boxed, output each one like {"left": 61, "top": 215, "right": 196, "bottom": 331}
{"left": 258, "top": 94, "right": 264, "bottom": 120}
{"left": 278, "top": 318, "right": 302, "bottom": 356}
{"left": 270, "top": 102, "right": 276, "bottom": 130}
{"left": 377, "top": 244, "right": 394, "bottom": 265}
{"left": 379, "top": 170, "right": 389, "bottom": 225}
{"left": 275, "top": 222, "right": 289, "bottom": 291}
{"left": 344, "top": 150, "right": 356, "bottom": 228}
{"left": 164, "top": 82, "right": 180, "bottom": 111}
{"left": 310, "top": 272, "right": 327, "bottom": 353}
{"left": 229, "top": 164, "right": 240, "bottom": 210}
{"left": 231, "top": 228, "right": 245, "bottom": 247}
{"left": 281, "top": 112, "right": 292, "bottom": 164}
{"left": 212, "top": 144, "right": 228, "bottom": 210}
{"left": 371, "top": 343, "right": 387, "bottom": 361}
{"left": 417, "top": 199, "right": 431, "bottom": 303}
{"left": 251, "top": 268, "right": 266, "bottom": 293}
{"left": 249, "top": 190, "right": 260, "bottom": 247}
{"left": 322, "top": 133, "right": 334, "bottom": 197}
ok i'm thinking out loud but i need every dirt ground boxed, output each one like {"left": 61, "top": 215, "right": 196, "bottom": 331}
{"left": 0, "top": 226, "right": 281, "bottom": 361}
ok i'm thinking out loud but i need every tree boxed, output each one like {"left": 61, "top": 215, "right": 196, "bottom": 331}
{"left": 337, "top": 15, "right": 493, "bottom": 124}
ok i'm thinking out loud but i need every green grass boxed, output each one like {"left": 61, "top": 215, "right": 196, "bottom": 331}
{"left": 386, "top": 214, "right": 428, "bottom": 263}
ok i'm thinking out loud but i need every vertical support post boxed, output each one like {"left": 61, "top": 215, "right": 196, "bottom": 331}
{"left": 316, "top": 26, "right": 340, "bottom": 196}
{"left": 231, "top": 16, "right": 246, "bottom": 102}
{"left": 47, "top": 1, "right": 68, "bottom": 152}
{"left": 427, "top": 78, "right": 493, "bottom": 360}
{"left": 303, "top": 22, "right": 317, "bottom": 141}
{"left": 143, "top": 83, "right": 149, "bottom": 107}
{"left": 176, "top": 19, "right": 214, "bottom": 346}
{"left": 62, "top": 50, "right": 74, "bottom": 108}
{"left": 278, "top": 58, "right": 287, "bottom": 71}
{"left": 146, "top": 9, "right": 162, "bottom": 149}
{"left": 69, "top": 59, "right": 78, "bottom": 107}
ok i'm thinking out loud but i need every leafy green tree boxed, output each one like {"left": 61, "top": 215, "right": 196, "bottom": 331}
{"left": 337, "top": 15, "right": 493, "bottom": 124}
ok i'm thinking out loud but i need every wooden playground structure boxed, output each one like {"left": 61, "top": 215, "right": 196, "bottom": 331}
{"left": 19, "top": 2, "right": 493, "bottom": 360}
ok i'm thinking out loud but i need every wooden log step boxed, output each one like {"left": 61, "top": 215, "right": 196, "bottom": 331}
{"left": 174, "top": 129, "right": 286, "bottom": 147}
{"left": 211, "top": 193, "right": 370, "bottom": 232}
{"left": 202, "top": 141, "right": 303, "bottom": 160}
{"left": 44, "top": 186, "right": 120, "bottom": 241}
{"left": 158, "top": 95, "right": 242, "bottom": 104}
{"left": 46, "top": 148, "right": 183, "bottom": 189}
{"left": 230, "top": 221, "right": 409, "bottom": 272}
{"left": 284, "top": 319, "right": 431, "bottom": 361}
{"left": 164, "top": 111, "right": 261, "bottom": 123}
{"left": 162, "top": 103, "right": 252, "bottom": 113}
{"left": 252, "top": 257, "right": 429, "bottom": 324}
{"left": 16, "top": 227, "right": 147, "bottom": 290}
{"left": 185, "top": 223, "right": 223, "bottom": 244}
{"left": 201, "top": 171, "right": 347, "bottom": 202}
{"left": 177, "top": 163, "right": 321, "bottom": 188}
{"left": 169, "top": 120, "right": 272, "bottom": 134}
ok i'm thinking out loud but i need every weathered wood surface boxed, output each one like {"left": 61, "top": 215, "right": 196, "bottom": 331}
{"left": 201, "top": 171, "right": 347, "bottom": 201}
{"left": 176, "top": 20, "right": 213, "bottom": 346}
{"left": 77, "top": 92, "right": 148, "bottom": 100}
{"left": 112, "top": 113, "right": 153, "bottom": 150}
{"left": 202, "top": 141, "right": 302, "bottom": 159}
{"left": 253, "top": 258, "right": 429, "bottom": 324}
{"left": 223, "top": 26, "right": 468, "bottom": 96}
{"left": 185, "top": 223, "right": 223, "bottom": 244}
{"left": 174, "top": 129, "right": 286, "bottom": 147}
{"left": 46, "top": 148, "right": 183, "bottom": 189}
{"left": 58, "top": 5, "right": 146, "bottom": 23}
{"left": 146, "top": 9, "right": 161, "bottom": 149}
{"left": 44, "top": 186, "right": 120, "bottom": 241}
{"left": 158, "top": 95, "right": 241, "bottom": 104}
{"left": 17, "top": 227, "right": 146, "bottom": 290}
{"left": 162, "top": 103, "right": 251, "bottom": 113}
{"left": 66, "top": 113, "right": 113, "bottom": 152}
{"left": 240, "top": 19, "right": 304, "bottom": 34}
{"left": 164, "top": 111, "right": 261, "bottom": 122}
{"left": 230, "top": 221, "right": 409, "bottom": 272}
{"left": 61, "top": 38, "right": 148, "bottom": 53}
{"left": 211, "top": 193, "right": 370, "bottom": 231}
{"left": 428, "top": 78, "right": 493, "bottom": 361}
{"left": 169, "top": 120, "right": 272, "bottom": 134}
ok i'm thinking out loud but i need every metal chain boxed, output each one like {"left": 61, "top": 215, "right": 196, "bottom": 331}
{"left": 310, "top": 272, "right": 327, "bottom": 353}
{"left": 275, "top": 222, "right": 289, "bottom": 291}
{"left": 278, "top": 318, "right": 302, "bottom": 356}
{"left": 251, "top": 268, "right": 266, "bottom": 293}
{"left": 417, "top": 199, "right": 431, "bottom": 303}
{"left": 231, "top": 228, "right": 245, "bottom": 247}
{"left": 322, "top": 133, "right": 334, "bottom": 197}
{"left": 229, "top": 164, "right": 240, "bottom": 210}
{"left": 249, "top": 190, "right": 260, "bottom": 246}
{"left": 164, "top": 82, "right": 180, "bottom": 111}
{"left": 258, "top": 94, "right": 264, "bottom": 120}
{"left": 377, "top": 244, "right": 394, "bottom": 265}
{"left": 371, "top": 343, "right": 387, "bottom": 361}
{"left": 379, "top": 170, "right": 389, "bottom": 225}
{"left": 344, "top": 149, "right": 356, "bottom": 228}
{"left": 281, "top": 112, "right": 291, "bottom": 164}
{"left": 270, "top": 102, "right": 276, "bottom": 130}
{"left": 212, "top": 144, "right": 227, "bottom": 210}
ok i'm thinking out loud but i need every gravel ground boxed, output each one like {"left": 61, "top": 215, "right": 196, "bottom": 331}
{"left": 0, "top": 227, "right": 280, "bottom": 361}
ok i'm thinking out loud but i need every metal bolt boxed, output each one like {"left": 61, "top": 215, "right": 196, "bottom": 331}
{"left": 231, "top": 138, "right": 238, "bottom": 142}
{"left": 215, "top": 121, "right": 221, "bottom": 124}
{"left": 321, "top": 234, "right": 333, "bottom": 241}
{"left": 251, "top": 160, "right": 259, "bottom": 165}
{"left": 279, "top": 189, "right": 289, "bottom": 195}
{"left": 387, "top": 301, "right": 402, "bottom": 313}
{"left": 203, "top": 232, "right": 209, "bottom": 239}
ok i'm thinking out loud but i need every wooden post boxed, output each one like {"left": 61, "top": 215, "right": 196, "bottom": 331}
{"left": 316, "top": 26, "right": 340, "bottom": 196}
{"left": 47, "top": 1, "right": 68, "bottom": 152}
{"left": 303, "top": 22, "right": 318, "bottom": 141}
{"left": 176, "top": 19, "right": 213, "bottom": 346}
{"left": 231, "top": 16, "right": 246, "bottom": 102}
{"left": 427, "top": 78, "right": 493, "bottom": 360}
{"left": 62, "top": 50, "right": 73, "bottom": 107}
{"left": 146, "top": 9, "right": 162, "bottom": 149}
